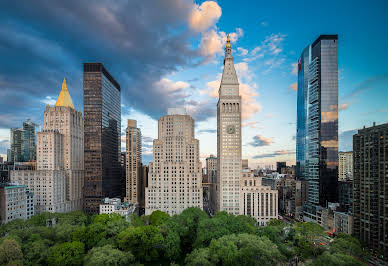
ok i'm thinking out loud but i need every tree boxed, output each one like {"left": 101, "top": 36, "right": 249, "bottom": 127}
{"left": 84, "top": 245, "right": 134, "bottom": 266}
{"left": 0, "top": 239, "right": 23, "bottom": 265}
{"left": 185, "top": 248, "right": 214, "bottom": 266}
{"left": 330, "top": 233, "right": 367, "bottom": 259}
{"left": 194, "top": 211, "right": 255, "bottom": 248}
{"left": 149, "top": 210, "right": 170, "bottom": 226}
{"left": 23, "top": 239, "right": 51, "bottom": 266}
{"left": 309, "top": 251, "right": 364, "bottom": 266}
{"left": 117, "top": 225, "right": 164, "bottom": 262}
{"left": 208, "top": 233, "right": 285, "bottom": 265}
{"left": 47, "top": 241, "right": 84, "bottom": 265}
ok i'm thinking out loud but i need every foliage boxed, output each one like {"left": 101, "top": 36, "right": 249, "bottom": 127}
{"left": 47, "top": 241, "right": 84, "bottom": 265}
{"left": 117, "top": 225, "right": 164, "bottom": 262}
{"left": 0, "top": 239, "right": 23, "bottom": 265}
{"left": 84, "top": 245, "right": 134, "bottom": 266}
{"left": 0, "top": 208, "right": 370, "bottom": 265}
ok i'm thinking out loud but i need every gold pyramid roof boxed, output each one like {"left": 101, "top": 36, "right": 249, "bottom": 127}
{"left": 55, "top": 78, "right": 75, "bottom": 109}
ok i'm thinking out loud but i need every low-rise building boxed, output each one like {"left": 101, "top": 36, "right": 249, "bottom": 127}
{"left": 99, "top": 198, "right": 136, "bottom": 217}
{"left": 240, "top": 164, "right": 278, "bottom": 226}
{"left": 334, "top": 211, "right": 353, "bottom": 235}
{"left": 0, "top": 183, "right": 34, "bottom": 224}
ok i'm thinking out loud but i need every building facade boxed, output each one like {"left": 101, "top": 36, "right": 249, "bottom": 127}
{"left": 296, "top": 46, "right": 310, "bottom": 180}
{"left": 0, "top": 183, "right": 34, "bottom": 224}
{"left": 206, "top": 155, "right": 217, "bottom": 213}
{"left": 334, "top": 211, "right": 353, "bottom": 235}
{"left": 145, "top": 108, "right": 202, "bottom": 215}
{"left": 11, "top": 79, "right": 84, "bottom": 213}
{"left": 125, "top": 120, "right": 142, "bottom": 204}
{"left": 22, "top": 119, "right": 37, "bottom": 162}
{"left": 276, "top": 162, "right": 286, "bottom": 174}
{"left": 300, "top": 35, "right": 339, "bottom": 222}
{"left": 217, "top": 34, "right": 242, "bottom": 215}
{"left": 353, "top": 122, "right": 388, "bottom": 256}
{"left": 240, "top": 170, "right": 278, "bottom": 226}
{"left": 83, "top": 63, "right": 121, "bottom": 214}
{"left": 9, "top": 128, "right": 24, "bottom": 163}
{"left": 338, "top": 151, "right": 353, "bottom": 180}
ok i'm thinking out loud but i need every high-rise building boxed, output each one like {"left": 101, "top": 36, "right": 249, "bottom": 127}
{"left": 338, "top": 151, "right": 353, "bottom": 180}
{"left": 9, "top": 128, "right": 24, "bottom": 162}
{"left": 125, "top": 119, "right": 142, "bottom": 204}
{"left": 217, "top": 34, "right": 242, "bottom": 215}
{"left": 11, "top": 79, "right": 84, "bottom": 213}
{"left": 299, "top": 35, "right": 338, "bottom": 221}
{"left": 139, "top": 164, "right": 148, "bottom": 210}
{"left": 22, "top": 119, "right": 37, "bottom": 162}
{"left": 353, "top": 122, "right": 388, "bottom": 256}
{"left": 276, "top": 162, "right": 286, "bottom": 174}
{"left": 83, "top": 63, "right": 121, "bottom": 214}
{"left": 145, "top": 108, "right": 203, "bottom": 215}
{"left": 296, "top": 46, "right": 310, "bottom": 180}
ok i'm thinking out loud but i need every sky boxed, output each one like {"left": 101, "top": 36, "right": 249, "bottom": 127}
{"left": 0, "top": 0, "right": 387, "bottom": 168}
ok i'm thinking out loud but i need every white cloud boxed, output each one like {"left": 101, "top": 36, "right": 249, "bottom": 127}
{"left": 189, "top": 1, "right": 222, "bottom": 32}
{"left": 41, "top": 96, "right": 56, "bottom": 106}
{"left": 237, "top": 47, "right": 248, "bottom": 56}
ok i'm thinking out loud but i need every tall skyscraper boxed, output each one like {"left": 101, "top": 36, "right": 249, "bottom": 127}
{"left": 83, "top": 63, "right": 121, "bottom": 214}
{"left": 217, "top": 34, "right": 242, "bottom": 215}
{"left": 22, "top": 119, "right": 37, "bottom": 162}
{"left": 338, "top": 151, "right": 353, "bottom": 180}
{"left": 297, "top": 36, "right": 338, "bottom": 222}
{"left": 296, "top": 46, "right": 310, "bottom": 180}
{"left": 11, "top": 78, "right": 84, "bottom": 212}
{"left": 145, "top": 108, "right": 202, "bottom": 215}
{"left": 125, "top": 119, "right": 142, "bottom": 204}
{"left": 353, "top": 122, "right": 388, "bottom": 256}
{"left": 9, "top": 128, "right": 24, "bottom": 162}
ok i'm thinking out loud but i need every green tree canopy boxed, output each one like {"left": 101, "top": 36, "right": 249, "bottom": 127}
{"left": 84, "top": 244, "right": 134, "bottom": 266}
{"left": 0, "top": 239, "right": 23, "bottom": 265}
{"left": 47, "top": 241, "right": 84, "bottom": 266}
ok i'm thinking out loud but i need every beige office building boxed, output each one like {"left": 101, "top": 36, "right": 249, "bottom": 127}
{"left": 125, "top": 119, "right": 142, "bottom": 204}
{"left": 145, "top": 108, "right": 202, "bottom": 215}
{"left": 217, "top": 34, "right": 242, "bottom": 215}
{"left": 11, "top": 79, "right": 84, "bottom": 213}
{"left": 240, "top": 167, "right": 278, "bottom": 225}
{"left": 338, "top": 151, "right": 353, "bottom": 180}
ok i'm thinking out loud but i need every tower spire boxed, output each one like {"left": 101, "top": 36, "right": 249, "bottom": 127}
{"left": 55, "top": 78, "right": 75, "bottom": 109}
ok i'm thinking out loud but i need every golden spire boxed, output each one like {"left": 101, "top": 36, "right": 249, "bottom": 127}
{"left": 55, "top": 78, "right": 75, "bottom": 109}
{"left": 225, "top": 33, "right": 231, "bottom": 48}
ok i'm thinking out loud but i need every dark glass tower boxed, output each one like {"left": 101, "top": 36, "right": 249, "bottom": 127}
{"left": 296, "top": 46, "right": 310, "bottom": 180}
{"left": 22, "top": 119, "right": 37, "bottom": 162}
{"left": 353, "top": 123, "right": 388, "bottom": 257}
{"left": 83, "top": 63, "right": 121, "bottom": 214}
{"left": 299, "top": 35, "right": 338, "bottom": 219}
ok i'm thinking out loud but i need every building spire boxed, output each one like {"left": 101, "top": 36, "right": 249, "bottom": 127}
{"left": 55, "top": 78, "right": 75, "bottom": 109}
{"left": 226, "top": 33, "right": 232, "bottom": 48}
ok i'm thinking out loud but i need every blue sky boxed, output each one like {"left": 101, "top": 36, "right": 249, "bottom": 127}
{"left": 0, "top": 0, "right": 387, "bottom": 167}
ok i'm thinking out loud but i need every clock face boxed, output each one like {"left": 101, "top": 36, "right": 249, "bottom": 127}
{"left": 227, "top": 125, "right": 235, "bottom": 134}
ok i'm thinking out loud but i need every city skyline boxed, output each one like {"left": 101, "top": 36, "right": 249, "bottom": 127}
{"left": 1, "top": 1, "right": 388, "bottom": 168}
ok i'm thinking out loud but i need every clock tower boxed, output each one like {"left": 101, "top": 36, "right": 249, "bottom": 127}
{"left": 216, "top": 34, "right": 242, "bottom": 215}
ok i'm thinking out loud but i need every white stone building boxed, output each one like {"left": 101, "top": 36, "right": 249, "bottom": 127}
{"left": 145, "top": 108, "right": 202, "bottom": 215}
{"left": 11, "top": 79, "right": 84, "bottom": 213}
{"left": 99, "top": 198, "right": 136, "bottom": 217}
{"left": 217, "top": 34, "right": 242, "bottom": 215}
{"left": 334, "top": 211, "right": 353, "bottom": 235}
{"left": 0, "top": 183, "right": 34, "bottom": 224}
{"left": 240, "top": 168, "right": 278, "bottom": 226}
{"left": 125, "top": 120, "right": 142, "bottom": 204}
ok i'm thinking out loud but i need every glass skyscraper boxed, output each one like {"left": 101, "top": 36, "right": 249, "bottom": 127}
{"left": 296, "top": 46, "right": 310, "bottom": 180}
{"left": 83, "top": 63, "right": 121, "bottom": 214}
{"left": 297, "top": 35, "right": 339, "bottom": 218}
{"left": 22, "top": 119, "right": 37, "bottom": 162}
